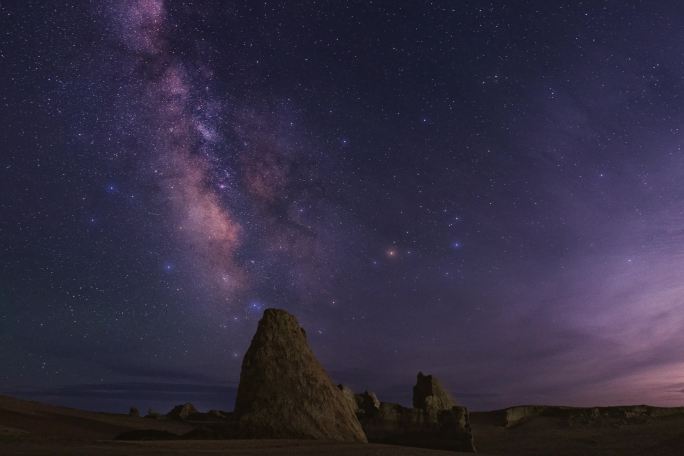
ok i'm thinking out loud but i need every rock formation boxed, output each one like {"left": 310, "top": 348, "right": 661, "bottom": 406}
{"left": 234, "top": 308, "right": 367, "bottom": 442}
{"left": 207, "top": 409, "right": 228, "bottom": 419}
{"left": 167, "top": 403, "right": 198, "bottom": 420}
{"left": 497, "top": 404, "right": 684, "bottom": 428}
{"left": 356, "top": 390, "right": 381, "bottom": 416}
{"left": 413, "top": 371, "right": 456, "bottom": 417}
{"left": 338, "top": 384, "right": 359, "bottom": 414}
{"left": 355, "top": 372, "right": 475, "bottom": 452}
{"left": 337, "top": 385, "right": 381, "bottom": 417}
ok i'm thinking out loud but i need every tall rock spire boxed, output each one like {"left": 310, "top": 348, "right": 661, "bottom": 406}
{"left": 234, "top": 308, "right": 367, "bottom": 442}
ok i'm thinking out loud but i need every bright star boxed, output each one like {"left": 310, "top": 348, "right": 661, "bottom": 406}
{"left": 248, "top": 301, "right": 264, "bottom": 313}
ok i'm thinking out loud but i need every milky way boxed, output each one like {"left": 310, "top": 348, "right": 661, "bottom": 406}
{"left": 107, "top": 0, "right": 241, "bottom": 296}
{"left": 104, "top": 0, "right": 332, "bottom": 302}
{"left": 5, "top": 1, "right": 684, "bottom": 413}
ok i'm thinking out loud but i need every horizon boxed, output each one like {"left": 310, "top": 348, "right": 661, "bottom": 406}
{"left": 4, "top": 0, "right": 684, "bottom": 415}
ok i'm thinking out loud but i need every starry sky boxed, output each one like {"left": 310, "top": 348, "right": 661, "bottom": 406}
{"left": 4, "top": 0, "right": 684, "bottom": 413}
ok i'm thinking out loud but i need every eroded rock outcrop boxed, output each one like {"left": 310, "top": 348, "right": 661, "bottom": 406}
{"left": 500, "top": 404, "right": 684, "bottom": 428}
{"left": 356, "top": 372, "right": 475, "bottom": 452}
{"left": 234, "top": 308, "right": 367, "bottom": 442}
{"left": 356, "top": 390, "right": 381, "bottom": 416}
{"left": 167, "top": 403, "right": 198, "bottom": 420}
{"left": 413, "top": 371, "right": 456, "bottom": 418}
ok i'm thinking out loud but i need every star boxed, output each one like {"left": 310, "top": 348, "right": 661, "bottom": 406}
{"left": 248, "top": 301, "right": 264, "bottom": 313}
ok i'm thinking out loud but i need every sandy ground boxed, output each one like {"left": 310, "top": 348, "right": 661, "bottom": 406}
{"left": 0, "top": 395, "right": 472, "bottom": 455}
{"left": 470, "top": 409, "right": 684, "bottom": 456}
{"left": 0, "top": 440, "right": 472, "bottom": 456}
{"left": 0, "top": 395, "right": 194, "bottom": 440}
{"left": 4, "top": 395, "right": 684, "bottom": 455}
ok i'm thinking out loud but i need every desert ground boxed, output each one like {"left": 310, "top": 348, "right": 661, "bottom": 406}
{"left": 470, "top": 406, "right": 684, "bottom": 456}
{"left": 0, "top": 440, "right": 468, "bottom": 456}
{"left": 3, "top": 395, "right": 684, "bottom": 455}
{"left": 0, "top": 395, "right": 470, "bottom": 455}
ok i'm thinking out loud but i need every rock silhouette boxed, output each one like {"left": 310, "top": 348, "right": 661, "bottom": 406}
{"left": 234, "top": 308, "right": 367, "bottom": 442}
{"left": 355, "top": 372, "right": 476, "bottom": 452}
{"left": 167, "top": 403, "right": 199, "bottom": 420}
{"left": 356, "top": 391, "right": 381, "bottom": 416}
{"left": 413, "top": 371, "right": 456, "bottom": 416}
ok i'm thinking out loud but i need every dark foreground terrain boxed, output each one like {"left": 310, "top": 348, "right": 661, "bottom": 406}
{"left": 3, "top": 395, "right": 684, "bottom": 455}
{"left": 471, "top": 404, "right": 684, "bottom": 456}
{"left": 0, "top": 440, "right": 468, "bottom": 456}
{"left": 0, "top": 395, "right": 471, "bottom": 455}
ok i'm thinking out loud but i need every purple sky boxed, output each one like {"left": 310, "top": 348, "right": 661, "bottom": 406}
{"left": 3, "top": 0, "right": 684, "bottom": 412}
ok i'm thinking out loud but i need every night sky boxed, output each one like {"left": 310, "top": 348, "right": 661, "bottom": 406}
{"left": 4, "top": 1, "right": 684, "bottom": 414}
